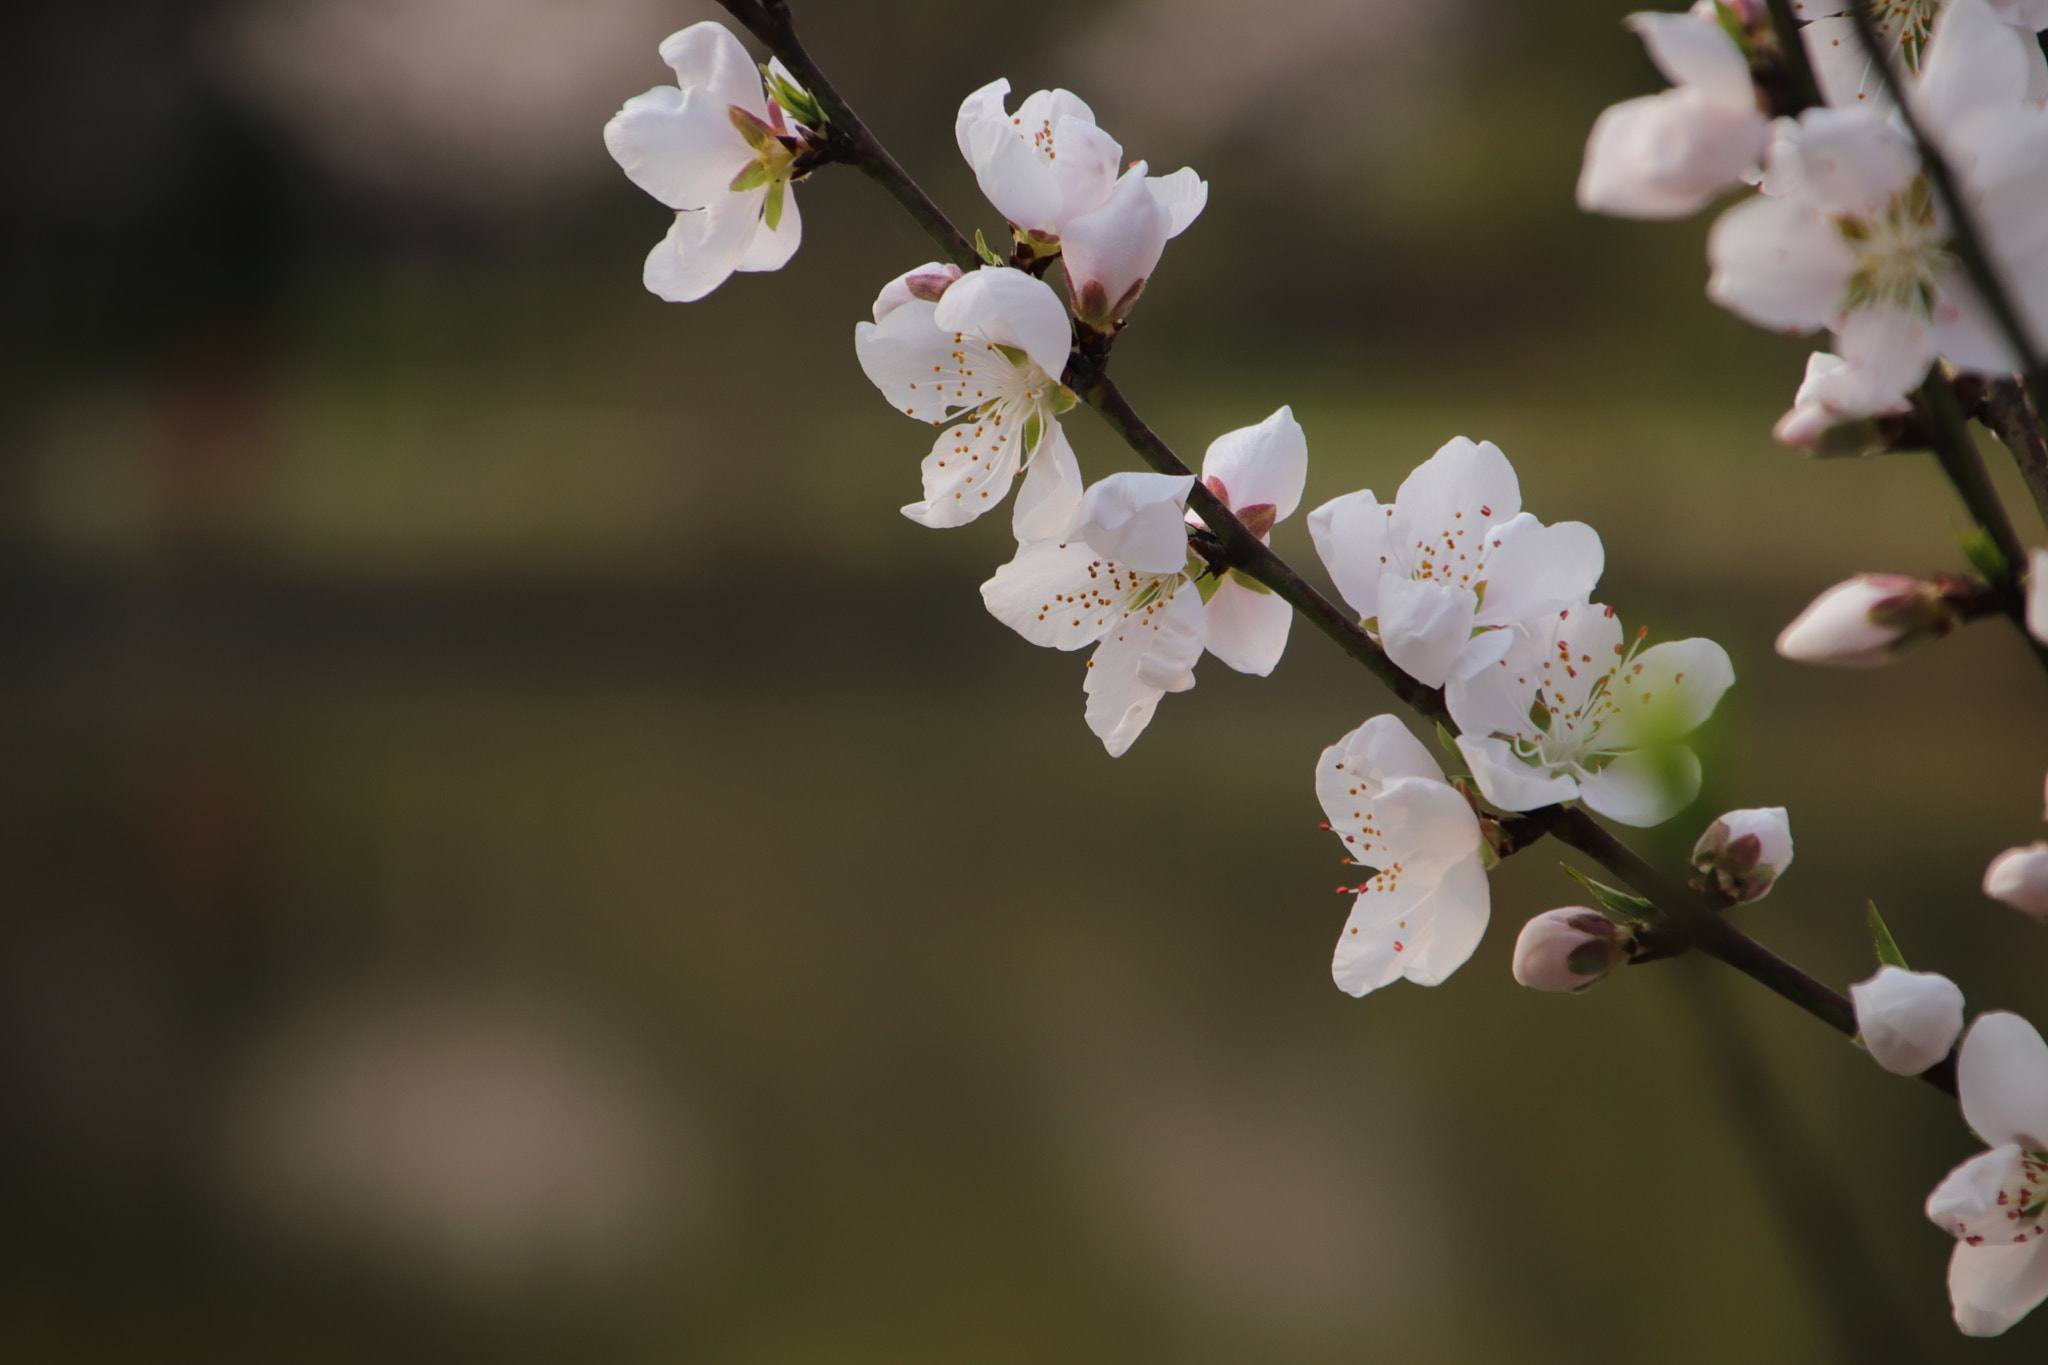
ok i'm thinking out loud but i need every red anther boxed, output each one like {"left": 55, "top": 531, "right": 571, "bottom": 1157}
{"left": 1317, "top": 822, "right": 1330, "bottom": 830}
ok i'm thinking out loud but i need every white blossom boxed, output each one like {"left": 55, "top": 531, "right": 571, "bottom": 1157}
{"left": 1924, "top": 1012, "right": 2048, "bottom": 1336}
{"left": 1445, "top": 602, "right": 1735, "bottom": 827}
{"left": 1511, "top": 908, "right": 1629, "bottom": 992}
{"left": 1317, "top": 716, "right": 1491, "bottom": 995}
{"left": 1984, "top": 843, "right": 2048, "bottom": 916}
{"left": 1692, "top": 806, "right": 1794, "bottom": 901}
{"left": 1774, "top": 573, "right": 1954, "bottom": 666}
{"left": 1309, "top": 438, "right": 1604, "bottom": 689}
{"left": 855, "top": 265, "right": 1083, "bottom": 538}
{"left": 1773, "top": 351, "right": 1914, "bottom": 452}
{"left": 604, "top": 23, "right": 812, "bottom": 303}
{"left": 1797, "top": 0, "right": 2048, "bottom": 110}
{"left": 954, "top": 79, "right": 1207, "bottom": 247}
{"left": 980, "top": 410, "right": 1309, "bottom": 753}
{"left": 1062, "top": 163, "right": 1173, "bottom": 327}
{"left": 1577, "top": 3, "right": 1771, "bottom": 219}
{"left": 1852, "top": 964, "right": 1966, "bottom": 1073}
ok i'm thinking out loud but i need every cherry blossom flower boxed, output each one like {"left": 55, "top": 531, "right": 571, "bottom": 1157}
{"left": 980, "top": 410, "right": 1308, "bottom": 753}
{"left": 1308, "top": 438, "right": 1604, "bottom": 689}
{"left": 1925, "top": 1011, "right": 2048, "bottom": 1335}
{"left": 1984, "top": 843, "right": 2048, "bottom": 916}
{"left": 1775, "top": 573, "right": 1957, "bottom": 665}
{"left": 1512, "top": 908, "right": 1630, "bottom": 992}
{"left": 953, "top": 79, "right": 1207, "bottom": 250}
{"left": 604, "top": 23, "right": 816, "bottom": 303}
{"left": 1773, "top": 351, "right": 1915, "bottom": 452}
{"left": 855, "top": 265, "right": 1083, "bottom": 538}
{"left": 1710, "top": 3, "right": 2048, "bottom": 410}
{"left": 1692, "top": 806, "right": 1794, "bottom": 901}
{"left": 1797, "top": 0, "right": 2048, "bottom": 110}
{"left": 1062, "top": 163, "right": 1173, "bottom": 328}
{"left": 1316, "top": 716, "right": 1490, "bottom": 995}
{"left": 1577, "top": 3, "right": 1771, "bottom": 219}
{"left": 1852, "top": 965, "right": 1965, "bottom": 1073}
{"left": 1445, "top": 602, "right": 1735, "bottom": 827}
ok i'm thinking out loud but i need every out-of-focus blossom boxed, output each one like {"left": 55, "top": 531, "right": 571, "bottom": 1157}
{"left": 1577, "top": 3, "right": 1770, "bottom": 219}
{"left": 1317, "top": 716, "right": 1490, "bottom": 995}
{"left": 1774, "top": 573, "right": 1956, "bottom": 666}
{"left": 1852, "top": 964, "right": 1966, "bottom": 1073}
{"left": 1692, "top": 806, "right": 1794, "bottom": 901}
{"left": 1511, "top": 907, "right": 1629, "bottom": 992}
{"left": 855, "top": 265, "right": 1082, "bottom": 538}
{"left": 1773, "top": 351, "right": 1915, "bottom": 453}
{"left": 2027, "top": 548, "right": 2048, "bottom": 644}
{"left": 1445, "top": 603, "right": 1734, "bottom": 827}
{"left": 1984, "top": 843, "right": 2048, "bottom": 916}
{"left": 1797, "top": 0, "right": 2048, "bottom": 109}
{"left": 1309, "top": 438, "right": 1603, "bottom": 689}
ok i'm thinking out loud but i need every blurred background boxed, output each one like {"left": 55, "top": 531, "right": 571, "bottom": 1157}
{"left": 4, "top": 0, "right": 2046, "bottom": 1360}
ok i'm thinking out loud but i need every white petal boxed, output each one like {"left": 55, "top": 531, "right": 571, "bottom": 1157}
{"left": 1455, "top": 735, "right": 1580, "bottom": 812}
{"left": 1796, "top": 107, "right": 1919, "bottom": 215}
{"left": 2030, "top": 549, "right": 2048, "bottom": 645}
{"left": 1834, "top": 302, "right": 1936, "bottom": 396}
{"left": 853, "top": 298, "right": 980, "bottom": 425}
{"left": 1011, "top": 420, "right": 1083, "bottom": 545}
{"left": 1318, "top": 714, "right": 1451, "bottom": 801}
{"left": 900, "top": 404, "right": 1028, "bottom": 529}
{"left": 1084, "top": 585, "right": 1204, "bottom": 756}
{"left": 641, "top": 191, "right": 761, "bottom": 303}
{"left": 1959, "top": 1012, "right": 2048, "bottom": 1150}
{"left": 1576, "top": 747, "right": 1704, "bottom": 827}
{"left": 1985, "top": 843, "right": 2048, "bottom": 917}
{"left": 1203, "top": 574, "right": 1293, "bottom": 675}
{"left": 981, "top": 537, "right": 1127, "bottom": 650}
{"left": 1331, "top": 852, "right": 1490, "bottom": 995}
{"left": 1930, "top": 267, "right": 2023, "bottom": 376}
{"left": 1047, "top": 116, "right": 1123, "bottom": 226}
{"left": 1394, "top": 437, "right": 1521, "bottom": 537}
{"left": 1200, "top": 406, "right": 1309, "bottom": 522}
{"left": 1595, "top": 637, "right": 1736, "bottom": 750}
{"left": 1148, "top": 167, "right": 1209, "bottom": 238}
{"left": 1928, "top": 1144, "right": 2048, "bottom": 1246}
{"left": 955, "top": 77, "right": 1011, "bottom": 167}
{"left": 1628, "top": 10, "right": 1754, "bottom": 105}
{"left": 1060, "top": 165, "right": 1170, "bottom": 322}
{"left": 933, "top": 267, "right": 1074, "bottom": 386}
{"left": 1576, "top": 90, "right": 1768, "bottom": 220}
{"left": 1803, "top": 17, "right": 1891, "bottom": 112}
{"left": 735, "top": 186, "right": 800, "bottom": 272}
{"left": 1918, "top": 0, "right": 2036, "bottom": 134}
{"left": 1707, "top": 192, "right": 1853, "bottom": 332}
{"left": 1378, "top": 575, "right": 1479, "bottom": 688}
{"left": 658, "top": 22, "right": 766, "bottom": 121}
{"left": 975, "top": 124, "right": 1064, "bottom": 234}
{"left": 605, "top": 86, "right": 754, "bottom": 211}
{"left": 1403, "top": 855, "right": 1492, "bottom": 986}
{"left": 1473, "top": 518, "right": 1605, "bottom": 629}
{"left": 1852, "top": 966, "right": 1967, "bottom": 1074}
{"left": 1948, "top": 1241, "right": 2048, "bottom": 1337}
{"left": 1071, "top": 472, "right": 1196, "bottom": 576}
{"left": 1307, "top": 489, "right": 1393, "bottom": 621}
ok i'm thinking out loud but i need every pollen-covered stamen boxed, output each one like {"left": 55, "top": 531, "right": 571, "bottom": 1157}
{"left": 1930, "top": 1146, "right": 2048, "bottom": 1247}
{"left": 1836, "top": 175, "right": 1955, "bottom": 318}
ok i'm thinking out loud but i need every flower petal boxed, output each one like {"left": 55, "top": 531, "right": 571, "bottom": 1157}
{"left": 641, "top": 191, "right": 761, "bottom": 303}
{"left": 605, "top": 86, "right": 754, "bottom": 211}
{"left": 1201, "top": 406, "right": 1308, "bottom": 523}
{"left": 900, "top": 404, "right": 1028, "bottom": 528}
{"left": 955, "top": 77, "right": 1011, "bottom": 165}
{"left": 1011, "top": 420, "right": 1084, "bottom": 545}
{"left": 1379, "top": 575, "right": 1479, "bottom": 688}
{"left": 933, "top": 267, "right": 1074, "bottom": 387}
{"left": 1071, "top": 472, "right": 1196, "bottom": 576}
{"left": 981, "top": 537, "right": 1129, "bottom": 650}
{"left": 1918, "top": 0, "right": 2036, "bottom": 135}
{"left": 1404, "top": 854, "right": 1491, "bottom": 986}
{"left": 974, "top": 123, "right": 1064, "bottom": 235}
{"left": 1948, "top": 1240, "right": 2048, "bottom": 1337}
{"left": 1796, "top": 107, "right": 1919, "bottom": 216}
{"left": 1575, "top": 747, "right": 1702, "bottom": 827}
{"left": 1707, "top": 191, "right": 1853, "bottom": 332}
{"left": 735, "top": 185, "right": 800, "bottom": 272}
{"left": 1629, "top": 11, "right": 1753, "bottom": 105}
{"left": 1455, "top": 734, "right": 1580, "bottom": 812}
{"left": 1960, "top": 1012, "right": 2048, "bottom": 1150}
{"left": 1576, "top": 90, "right": 1768, "bottom": 220}
{"left": 1803, "top": 17, "right": 1890, "bottom": 112}
{"left": 1331, "top": 877, "right": 1431, "bottom": 998}
{"left": 658, "top": 21, "right": 766, "bottom": 122}
{"left": 1927, "top": 1144, "right": 2048, "bottom": 1247}
{"left": 1394, "top": 437, "right": 1521, "bottom": 539}
{"left": 1083, "top": 584, "right": 1205, "bottom": 756}
{"left": 853, "top": 298, "right": 983, "bottom": 425}
{"left": 1148, "top": 167, "right": 1209, "bottom": 238}
{"left": 1048, "top": 116, "right": 1123, "bottom": 226}
{"left": 1202, "top": 573, "right": 1293, "bottom": 675}
{"left": 1307, "top": 489, "right": 1393, "bottom": 622}
{"left": 1595, "top": 637, "right": 1735, "bottom": 751}
{"left": 1473, "top": 517, "right": 1604, "bottom": 630}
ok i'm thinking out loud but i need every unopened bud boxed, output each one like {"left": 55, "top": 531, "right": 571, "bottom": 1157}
{"left": 1511, "top": 908, "right": 1629, "bottom": 992}
{"left": 1691, "top": 806, "right": 1793, "bottom": 902}
{"left": 1772, "top": 352, "right": 1910, "bottom": 456}
{"left": 1774, "top": 574, "right": 1956, "bottom": 668}
{"left": 1851, "top": 965, "right": 1965, "bottom": 1075}
{"left": 1984, "top": 843, "right": 2048, "bottom": 918}
{"left": 1060, "top": 166, "right": 1171, "bottom": 328}
{"left": 870, "top": 262, "right": 963, "bottom": 322}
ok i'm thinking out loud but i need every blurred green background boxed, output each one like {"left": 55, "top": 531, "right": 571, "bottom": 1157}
{"left": 5, "top": 0, "right": 2047, "bottom": 1360}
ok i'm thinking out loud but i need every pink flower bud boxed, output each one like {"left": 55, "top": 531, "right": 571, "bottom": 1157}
{"left": 1691, "top": 806, "right": 1793, "bottom": 902}
{"left": 1772, "top": 352, "right": 1910, "bottom": 455}
{"left": 1851, "top": 965, "right": 1965, "bottom": 1075}
{"left": 1984, "top": 843, "right": 2048, "bottom": 918}
{"left": 870, "top": 262, "right": 963, "bottom": 321}
{"left": 1511, "top": 908, "right": 1627, "bottom": 992}
{"left": 1774, "top": 574, "right": 1955, "bottom": 668}
{"left": 1060, "top": 165, "right": 1171, "bottom": 328}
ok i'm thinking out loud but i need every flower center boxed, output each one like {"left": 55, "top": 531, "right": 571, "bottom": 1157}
{"left": 1873, "top": 0, "right": 1941, "bottom": 70}
{"left": 1931, "top": 1147, "right": 2048, "bottom": 1247}
{"left": 1837, "top": 176, "right": 1953, "bottom": 317}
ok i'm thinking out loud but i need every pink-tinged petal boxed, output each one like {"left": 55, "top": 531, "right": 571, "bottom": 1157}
{"left": 1060, "top": 166, "right": 1170, "bottom": 325}
{"left": 1707, "top": 192, "right": 1850, "bottom": 332}
{"left": 1576, "top": 747, "right": 1703, "bottom": 827}
{"left": 735, "top": 186, "right": 799, "bottom": 272}
{"left": 1203, "top": 574, "right": 1292, "bottom": 676}
{"left": 1378, "top": 575, "right": 1478, "bottom": 688}
{"left": 1577, "top": 90, "right": 1768, "bottom": 219}
{"left": 1307, "top": 489, "right": 1393, "bottom": 622}
{"left": 1047, "top": 116, "right": 1123, "bottom": 225}
{"left": 1948, "top": 1241, "right": 2048, "bottom": 1337}
{"left": 1394, "top": 437, "right": 1521, "bottom": 536}
{"left": 1455, "top": 735, "right": 1580, "bottom": 812}
{"left": 1928, "top": 1144, "right": 2048, "bottom": 1247}
{"left": 1011, "top": 421, "right": 1083, "bottom": 545}
{"left": 955, "top": 77, "right": 1011, "bottom": 166}
{"left": 932, "top": 267, "right": 1073, "bottom": 385}
{"left": 869, "top": 262, "right": 962, "bottom": 323}
{"left": 1474, "top": 518, "right": 1604, "bottom": 630}
{"left": 1201, "top": 406, "right": 1308, "bottom": 522}
{"left": 975, "top": 125, "right": 1064, "bottom": 235}
{"left": 980, "top": 537, "right": 1128, "bottom": 651}
{"left": 605, "top": 86, "right": 754, "bottom": 211}
{"left": 1628, "top": 11, "right": 1754, "bottom": 106}
{"left": 1404, "top": 854, "right": 1491, "bottom": 986}
{"left": 1833, "top": 302, "right": 1937, "bottom": 398}
{"left": 900, "top": 404, "right": 1028, "bottom": 529}
{"left": 1084, "top": 584, "right": 1204, "bottom": 757}
{"left": 640, "top": 191, "right": 760, "bottom": 303}
{"left": 1852, "top": 966, "right": 1966, "bottom": 1074}
{"left": 658, "top": 22, "right": 765, "bottom": 122}
{"left": 1959, "top": 1012, "right": 2048, "bottom": 1150}
{"left": 1794, "top": 108, "right": 1918, "bottom": 215}
{"left": 1147, "top": 167, "right": 1209, "bottom": 238}
{"left": 1071, "top": 471, "right": 1196, "bottom": 575}
{"left": 1929, "top": 268, "right": 2024, "bottom": 376}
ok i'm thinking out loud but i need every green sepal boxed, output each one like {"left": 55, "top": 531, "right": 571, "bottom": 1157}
{"left": 1561, "top": 864, "right": 1657, "bottom": 926}
{"left": 1230, "top": 569, "right": 1273, "bottom": 596}
{"left": 1711, "top": 0, "right": 1751, "bottom": 53}
{"left": 760, "top": 65, "right": 826, "bottom": 129}
{"left": 974, "top": 228, "right": 1004, "bottom": 267}
{"left": 1193, "top": 562, "right": 1223, "bottom": 603}
{"left": 1958, "top": 526, "right": 2011, "bottom": 586}
{"left": 1021, "top": 410, "right": 1042, "bottom": 455}
{"left": 1049, "top": 385, "right": 1078, "bottom": 415}
{"left": 1435, "top": 722, "right": 1461, "bottom": 757}
{"left": 993, "top": 343, "right": 1030, "bottom": 368}
{"left": 1868, "top": 901, "right": 1910, "bottom": 971}
{"left": 730, "top": 161, "right": 772, "bottom": 194}
{"left": 762, "top": 179, "right": 786, "bottom": 232}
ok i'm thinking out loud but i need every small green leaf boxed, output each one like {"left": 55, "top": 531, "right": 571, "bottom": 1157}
{"left": 1958, "top": 526, "right": 2011, "bottom": 586}
{"left": 1435, "top": 722, "right": 1461, "bottom": 757}
{"left": 1227, "top": 568, "right": 1273, "bottom": 596}
{"left": 729, "top": 161, "right": 771, "bottom": 193}
{"left": 1711, "top": 0, "right": 1750, "bottom": 52}
{"left": 974, "top": 228, "right": 1004, "bottom": 267}
{"left": 1561, "top": 865, "right": 1656, "bottom": 925}
{"left": 1021, "top": 410, "right": 1042, "bottom": 454}
{"left": 1868, "top": 901, "right": 1910, "bottom": 970}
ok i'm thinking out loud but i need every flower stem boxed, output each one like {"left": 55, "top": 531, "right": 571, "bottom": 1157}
{"left": 1974, "top": 379, "right": 2048, "bottom": 528}
{"left": 708, "top": 0, "right": 1960, "bottom": 1100}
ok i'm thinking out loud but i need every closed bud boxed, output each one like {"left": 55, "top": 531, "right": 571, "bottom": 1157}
{"left": 870, "top": 262, "right": 963, "bottom": 322}
{"left": 1774, "top": 574, "right": 1956, "bottom": 668}
{"left": 1060, "top": 165, "right": 1171, "bottom": 329}
{"left": 1771, "top": 352, "right": 1910, "bottom": 456}
{"left": 1511, "top": 908, "right": 1629, "bottom": 993}
{"left": 1851, "top": 965, "right": 1965, "bottom": 1075}
{"left": 1691, "top": 806, "right": 1793, "bottom": 902}
{"left": 1983, "top": 843, "right": 2048, "bottom": 918}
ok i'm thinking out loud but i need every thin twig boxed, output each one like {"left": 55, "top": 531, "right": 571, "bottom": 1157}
{"left": 1976, "top": 379, "right": 2048, "bottom": 527}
